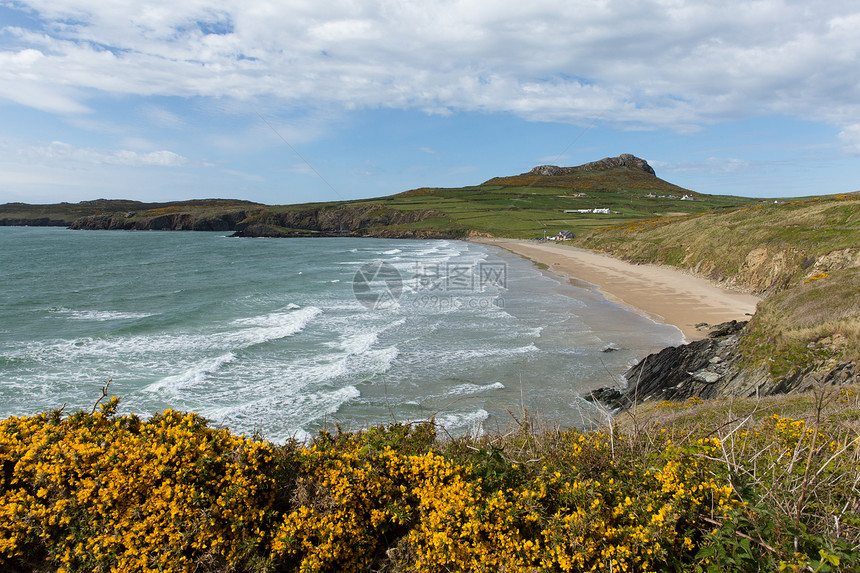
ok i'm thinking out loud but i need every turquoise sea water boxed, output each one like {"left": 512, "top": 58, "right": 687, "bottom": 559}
{"left": 0, "top": 228, "right": 683, "bottom": 441}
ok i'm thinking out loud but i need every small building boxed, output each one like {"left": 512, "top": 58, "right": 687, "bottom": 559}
{"left": 681, "top": 194, "right": 695, "bottom": 201}
{"left": 556, "top": 230, "right": 574, "bottom": 240}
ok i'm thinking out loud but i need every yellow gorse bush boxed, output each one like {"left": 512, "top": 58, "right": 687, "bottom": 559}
{"left": 1, "top": 398, "right": 858, "bottom": 572}
{"left": 0, "top": 400, "right": 278, "bottom": 572}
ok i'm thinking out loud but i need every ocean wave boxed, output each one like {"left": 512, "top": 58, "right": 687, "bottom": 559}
{"left": 144, "top": 352, "right": 236, "bottom": 393}
{"left": 339, "top": 331, "right": 379, "bottom": 355}
{"left": 350, "top": 346, "right": 399, "bottom": 375}
{"left": 226, "top": 306, "right": 323, "bottom": 347}
{"left": 447, "top": 381, "right": 505, "bottom": 397}
{"left": 430, "top": 344, "right": 540, "bottom": 362}
{"left": 49, "top": 308, "right": 155, "bottom": 321}
{"left": 434, "top": 409, "right": 489, "bottom": 438}
{"left": 19, "top": 306, "right": 323, "bottom": 363}
{"left": 201, "top": 384, "right": 361, "bottom": 442}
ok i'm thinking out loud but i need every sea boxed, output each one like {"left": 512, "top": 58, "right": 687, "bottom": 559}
{"left": 0, "top": 227, "right": 683, "bottom": 442}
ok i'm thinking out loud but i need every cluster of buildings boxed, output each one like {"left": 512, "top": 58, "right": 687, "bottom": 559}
{"left": 644, "top": 193, "right": 696, "bottom": 200}
{"left": 542, "top": 230, "right": 574, "bottom": 241}
{"left": 564, "top": 208, "right": 614, "bottom": 214}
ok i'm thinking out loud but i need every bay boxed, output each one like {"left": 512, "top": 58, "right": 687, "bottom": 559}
{"left": 0, "top": 227, "right": 683, "bottom": 441}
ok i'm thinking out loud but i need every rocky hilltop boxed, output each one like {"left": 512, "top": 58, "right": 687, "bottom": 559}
{"left": 528, "top": 154, "right": 656, "bottom": 177}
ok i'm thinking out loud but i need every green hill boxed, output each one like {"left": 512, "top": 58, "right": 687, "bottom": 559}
{"left": 0, "top": 155, "right": 756, "bottom": 238}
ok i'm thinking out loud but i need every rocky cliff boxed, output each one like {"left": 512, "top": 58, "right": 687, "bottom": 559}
{"left": 587, "top": 320, "right": 859, "bottom": 410}
{"left": 1, "top": 199, "right": 261, "bottom": 228}
{"left": 69, "top": 210, "right": 253, "bottom": 231}
{"left": 231, "top": 204, "right": 436, "bottom": 237}
{"left": 63, "top": 202, "right": 438, "bottom": 237}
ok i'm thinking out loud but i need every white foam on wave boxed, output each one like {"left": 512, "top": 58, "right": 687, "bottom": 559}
{"left": 324, "top": 326, "right": 400, "bottom": 379}
{"left": 201, "top": 384, "right": 361, "bottom": 443}
{"left": 21, "top": 306, "right": 323, "bottom": 363}
{"left": 434, "top": 409, "right": 489, "bottom": 438}
{"left": 278, "top": 428, "right": 315, "bottom": 444}
{"left": 381, "top": 248, "right": 402, "bottom": 255}
{"left": 432, "top": 343, "right": 540, "bottom": 362}
{"left": 144, "top": 352, "right": 236, "bottom": 393}
{"left": 350, "top": 345, "right": 399, "bottom": 375}
{"left": 227, "top": 306, "right": 323, "bottom": 347}
{"left": 339, "top": 331, "right": 379, "bottom": 355}
{"left": 50, "top": 308, "right": 154, "bottom": 321}
{"left": 447, "top": 381, "right": 505, "bottom": 396}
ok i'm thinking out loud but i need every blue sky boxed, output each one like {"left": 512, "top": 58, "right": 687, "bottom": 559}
{"left": 1, "top": 0, "right": 859, "bottom": 205}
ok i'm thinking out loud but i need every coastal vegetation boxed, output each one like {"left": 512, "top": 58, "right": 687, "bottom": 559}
{"left": 1, "top": 389, "right": 858, "bottom": 572}
{"left": 3, "top": 155, "right": 859, "bottom": 570}
{"left": 572, "top": 192, "right": 860, "bottom": 387}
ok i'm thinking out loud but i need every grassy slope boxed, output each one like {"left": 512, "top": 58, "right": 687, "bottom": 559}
{"left": 572, "top": 192, "right": 860, "bottom": 378}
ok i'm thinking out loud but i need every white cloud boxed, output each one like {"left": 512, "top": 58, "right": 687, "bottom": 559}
{"left": 838, "top": 124, "right": 860, "bottom": 155}
{"left": 22, "top": 141, "right": 188, "bottom": 166}
{"left": 139, "top": 104, "right": 185, "bottom": 129}
{"left": 0, "top": 0, "right": 859, "bottom": 137}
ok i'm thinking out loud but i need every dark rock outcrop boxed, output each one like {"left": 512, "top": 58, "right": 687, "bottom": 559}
{"left": 530, "top": 154, "right": 656, "bottom": 177}
{"left": 586, "top": 320, "right": 858, "bottom": 410}
{"left": 230, "top": 205, "right": 435, "bottom": 237}
{"left": 64, "top": 202, "right": 441, "bottom": 238}
{"left": 69, "top": 211, "right": 252, "bottom": 231}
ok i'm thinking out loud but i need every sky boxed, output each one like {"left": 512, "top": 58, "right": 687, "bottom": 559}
{"left": 1, "top": 0, "right": 859, "bottom": 205}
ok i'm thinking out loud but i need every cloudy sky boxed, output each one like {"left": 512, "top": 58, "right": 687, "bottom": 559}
{"left": 1, "top": 0, "right": 859, "bottom": 205}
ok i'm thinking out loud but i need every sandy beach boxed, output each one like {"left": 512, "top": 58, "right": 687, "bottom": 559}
{"left": 477, "top": 238, "right": 761, "bottom": 341}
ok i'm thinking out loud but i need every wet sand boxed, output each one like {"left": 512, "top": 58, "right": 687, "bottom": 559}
{"left": 476, "top": 239, "right": 760, "bottom": 341}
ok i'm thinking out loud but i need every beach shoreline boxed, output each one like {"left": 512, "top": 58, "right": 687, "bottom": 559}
{"left": 474, "top": 238, "right": 761, "bottom": 341}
